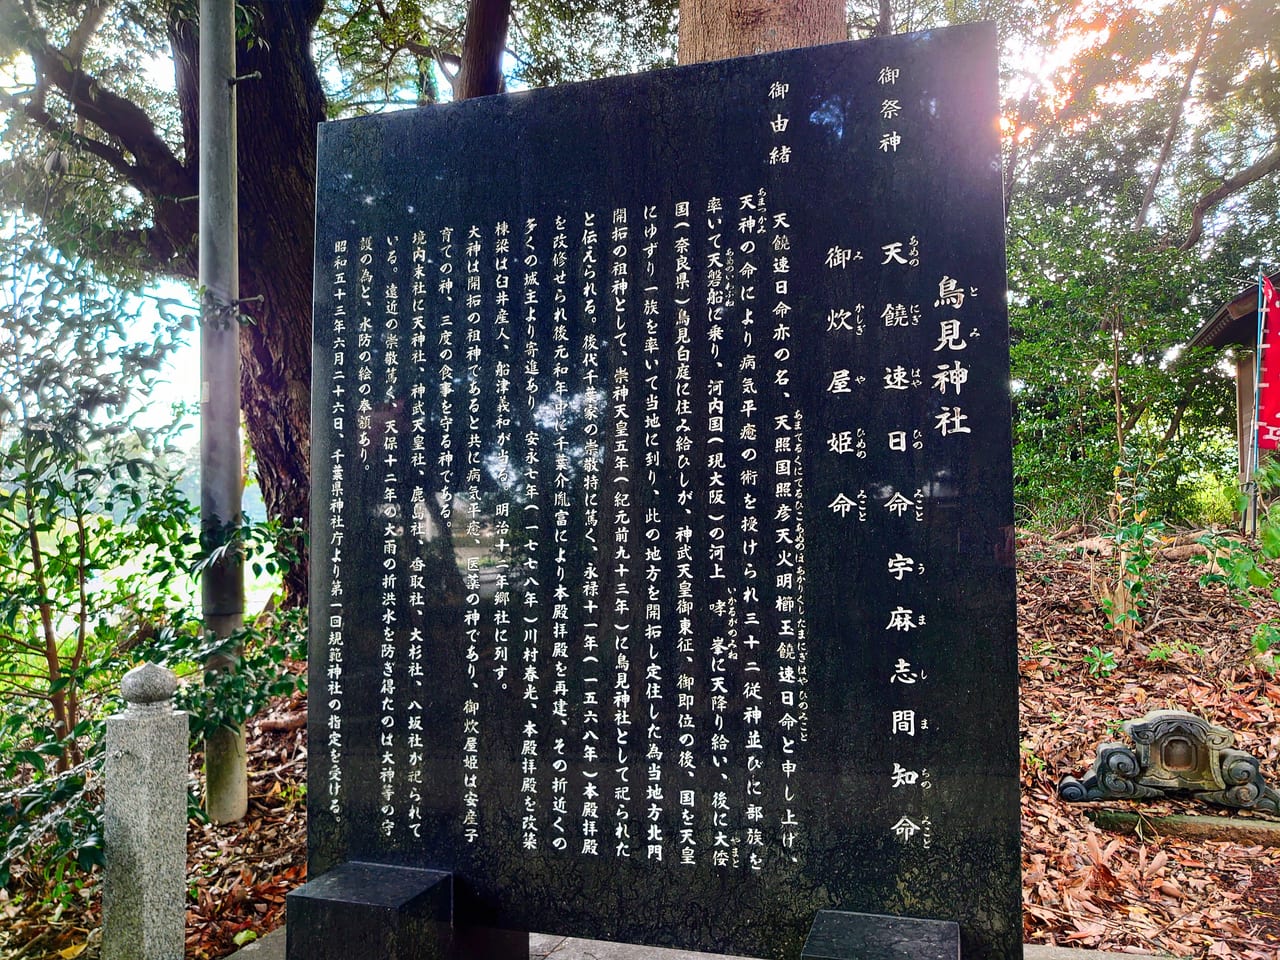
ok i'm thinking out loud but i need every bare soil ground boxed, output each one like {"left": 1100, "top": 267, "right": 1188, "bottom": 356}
{"left": 4, "top": 531, "right": 1280, "bottom": 959}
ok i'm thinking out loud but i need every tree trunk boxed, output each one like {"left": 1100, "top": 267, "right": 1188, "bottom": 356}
{"left": 677, "top": 0, "right": 846, "bottom": 64}
{"left": 876, "top": 0, "right": 893, "bottom": 36}
{"left": 234, "top": 3, "right": 326, "bottom": 604}
{"left": 169, "top": 1, "right": 326, "bottom": 604}
{"left": 456, "top": 0, "right": 512, "bottom": 100}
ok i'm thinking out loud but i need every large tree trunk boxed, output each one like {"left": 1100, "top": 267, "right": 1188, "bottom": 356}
{"left": 170, "top": 1, "right": 327, "bottom": 604}
{"left": 456, "top": 0, "right": 512, "bottom": 100}
{"left": 677, "top": 0, "right": 845, "bottom": 64}
{"left": 234, "top": 2, "right": 326, "bottom": 603}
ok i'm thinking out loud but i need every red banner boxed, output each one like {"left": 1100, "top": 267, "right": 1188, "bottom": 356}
{"left": 1258, "top": 276, "right": 1280, "bottom": 449}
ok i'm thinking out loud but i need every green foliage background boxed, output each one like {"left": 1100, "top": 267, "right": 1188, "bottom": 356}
{"left": 0, "top": 199, "right": 302, "bottom": 897}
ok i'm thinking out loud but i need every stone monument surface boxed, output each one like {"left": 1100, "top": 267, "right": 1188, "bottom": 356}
{"left": 306, "top": 23, "right": 1020, "bottom": 959}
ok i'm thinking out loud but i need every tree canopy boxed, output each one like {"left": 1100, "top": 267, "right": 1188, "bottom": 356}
{"left": 999, "top": 0, "right": 1279, "bottom": 523}
{"left": 0, "top": 0, "right": 1277, "bottom": 576}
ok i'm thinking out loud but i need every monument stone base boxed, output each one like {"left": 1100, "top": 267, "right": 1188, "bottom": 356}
{"left": 802, "top": 911, "right": 961, "bottom": 960}
{"left": 285, "top": 861, "right": 527, "bottom": 960}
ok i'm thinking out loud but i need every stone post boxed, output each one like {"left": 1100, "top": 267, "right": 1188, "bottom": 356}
{"left": 103, "top": 663, "right": 189, "bottom": 960}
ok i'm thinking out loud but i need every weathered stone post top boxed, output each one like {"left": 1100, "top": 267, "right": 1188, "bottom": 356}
{"left": 120, "top": 661, "right": 180, "bottom": 711}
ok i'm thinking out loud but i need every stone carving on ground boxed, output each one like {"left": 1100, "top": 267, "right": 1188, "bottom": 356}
{"left": 1059, "top": 708, "right": 1280, "bottom": 814}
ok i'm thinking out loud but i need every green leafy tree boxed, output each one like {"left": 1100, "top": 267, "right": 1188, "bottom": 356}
{"left": 0, "top": 204, "right": 197, "bottom": 889}
{"left": 0, "top": 0, "right": 679, "bottom": 603}
{"left": 0, "top": 202, "right": 308, "bottom": 893}
{"left": 1008, "top": 200, "right": 1238, "bottom": 524}
{"left": 1003, "top": 0, "right": 1279, "bottom": 245}
{"left": 1002, "top": 0, "right": 1279, "bottom": 524}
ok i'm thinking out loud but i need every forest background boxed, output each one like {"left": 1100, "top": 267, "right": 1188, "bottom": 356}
{"left": 0, "top": 0, "right": 1278, "bottom": 947}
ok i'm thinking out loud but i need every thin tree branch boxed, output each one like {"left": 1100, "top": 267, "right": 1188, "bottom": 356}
{"left": 57, "top": 222, "right": 186, "bottom": 274}
{"left": 331, "top": 96, "right": 428, "bottom": 112}
{"left": 64, "top": 0, "right": 111, "bottom": 64}
{"left": 0, "top": 671, "right": 59, "bottom": 683}
{"left": 0, "top": 682, "right": 52, "bottom": 698}
{"left": 1122, "top": 401, "right": 1146, "bottom": 439}
{"left": 15, "top": 449, "right": 72, "bottom": 770}
{"left": 403, "top": 37, "right": 462, "bottom": 83}
{"left": 361, "top": 0, "right": 463, "bottom": 93}
{"left": 1134, "top": 1, "right": 1217, "bottom": 231}
{"left": 4, "top": 0, "right": 190, "bottom": 202}
{"left": 1178, "top": 143, "right": 1280, "bottom": 251}
{"left": 0, "top": 634, "right": 50, "bottom": 656}
{"left": 875, "top": 0, "right": 891, "bottom": 37}
{"left": 71, "top": 508, "right": 87, "bottom": 680}
{"left": 1112, "top": 306, "right": 1126, "bottom": 457}
{"left": 1, "top": 90, "right": 139, "bottom": 184}
{"left": 1161, "top": 394, "right": 1192, "bottom": 444}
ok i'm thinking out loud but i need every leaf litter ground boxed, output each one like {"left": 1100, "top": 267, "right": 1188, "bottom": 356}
{"left": 3, "top": 532, "right": 1280, "bottom": 959}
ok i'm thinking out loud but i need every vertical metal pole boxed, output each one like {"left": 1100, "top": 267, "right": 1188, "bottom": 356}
{"left": 1238, "top": 349, "right": 1258, "bottom": 536}
{"left": 199, "top": 0, "right": 246, "bottom": 824}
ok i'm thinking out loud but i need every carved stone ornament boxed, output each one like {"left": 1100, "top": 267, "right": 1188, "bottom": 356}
{"left": 1058, "top": 709, "right": 1280, "bottom": 815}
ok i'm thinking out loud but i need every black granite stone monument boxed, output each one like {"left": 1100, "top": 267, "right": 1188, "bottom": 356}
{"left": 297, "top": 22, "right": 1020, "bottom": 960}
{"left": 802, "top": 911, "right": 960, "bottom": 960}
